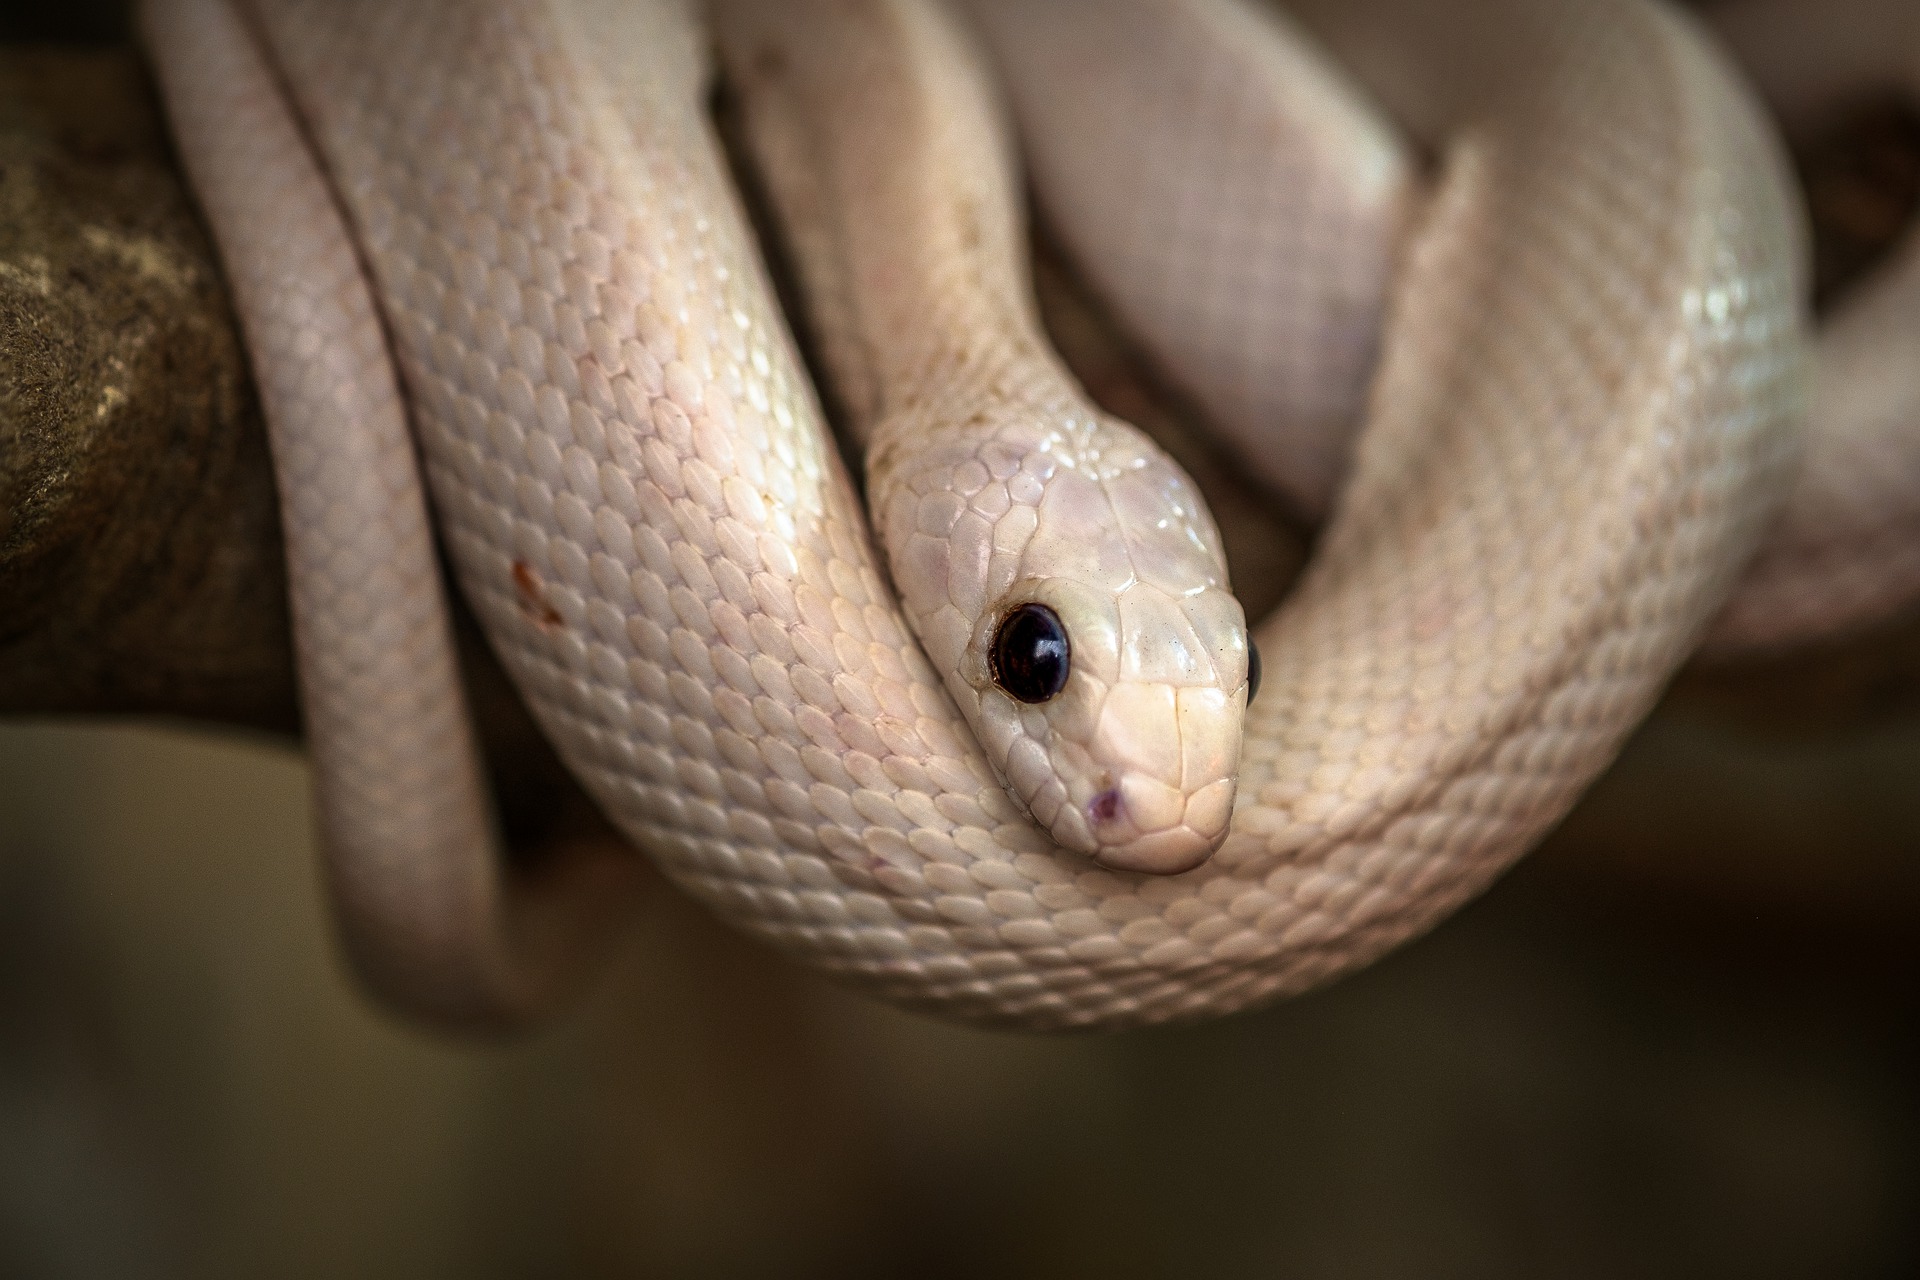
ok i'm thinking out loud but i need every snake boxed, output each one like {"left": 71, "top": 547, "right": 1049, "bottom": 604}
{"left": 136, "top": 0, "right": 1821, "bottom": 1032}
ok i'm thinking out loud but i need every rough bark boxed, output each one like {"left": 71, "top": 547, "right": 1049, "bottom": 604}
{"left": 0, "top": 49, "right": 293, "bottom": 731}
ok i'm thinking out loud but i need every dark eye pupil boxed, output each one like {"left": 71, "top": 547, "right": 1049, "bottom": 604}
{"left": 991, "top": 604, "right": 1070, "bottom": 704}
{"left": 1247, "top": 641, "right": 1262, "bottom": 704}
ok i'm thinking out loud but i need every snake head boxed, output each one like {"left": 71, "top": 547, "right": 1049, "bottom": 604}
{"left": 879, "top": 406, "right": 1249, "bottom": 875}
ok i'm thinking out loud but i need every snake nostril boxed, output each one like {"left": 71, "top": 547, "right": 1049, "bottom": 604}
{"left": 990, "top": 603, "right": 1071, "bottom": 703}
{"left": 1088, "top": 788, "right": 1122, "bottom": 825}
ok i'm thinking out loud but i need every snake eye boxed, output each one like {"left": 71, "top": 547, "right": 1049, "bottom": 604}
{"left": 991, "top": 603, "right": 1070, "bottom": 704}
{"left": 1247, "top": 640, "right": 1262, "bottom": 704}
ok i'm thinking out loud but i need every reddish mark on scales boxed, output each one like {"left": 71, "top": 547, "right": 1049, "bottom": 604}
{"left": 511, "top": 560, "right": 563, "bottom": 628}
{"left": 1088, "top": 788, "right": 1122, "bottom": 826}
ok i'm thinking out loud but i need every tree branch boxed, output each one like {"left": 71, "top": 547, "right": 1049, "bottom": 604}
{"left": 0, "top": 49, "right": 293, "bottom": 730}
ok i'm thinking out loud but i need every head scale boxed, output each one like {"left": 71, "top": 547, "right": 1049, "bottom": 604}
{"left": 879, "top": 404, "right": 1250, "bottom": 874}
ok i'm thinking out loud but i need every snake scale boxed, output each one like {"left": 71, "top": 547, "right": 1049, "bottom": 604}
{"left": 137, "top": 0, "right": 1908, "bottom": 1033}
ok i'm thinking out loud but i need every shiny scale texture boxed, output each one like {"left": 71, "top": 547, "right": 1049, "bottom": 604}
{"left": 141, "top": 0, "right": 1806, "bottom": 1031}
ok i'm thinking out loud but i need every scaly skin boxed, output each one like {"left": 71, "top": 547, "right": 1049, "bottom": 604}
{"left": 714, "top": 0, "right": 1248, "bottom": 875}
{"left": 978, "top": 0, "right": 1920, "bottom": 655}
{"left": 1696, "top": 0, "right": 1920, "bottom": 652}
{"left": 141, "top": 0, "right": 1802, "bottom": 1031}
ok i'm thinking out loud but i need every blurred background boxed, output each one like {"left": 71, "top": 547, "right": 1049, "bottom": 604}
{"left": 2, "top": 1, "right": 1917, "bottom": 1277}
{"left": 2, "top": 702, "right": 1917, "bottom": 1279}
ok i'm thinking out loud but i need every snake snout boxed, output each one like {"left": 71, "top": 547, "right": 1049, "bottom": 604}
{"left": 1079, "top": 681, "right": 1241, "bottom": 875}
{"left": 1087, "top": 771, "right": 1236, "bottom": 875}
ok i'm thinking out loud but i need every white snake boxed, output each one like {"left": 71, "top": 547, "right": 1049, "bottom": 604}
{"left": 136, "top": 0, "right": 1904, "bottom": 1033}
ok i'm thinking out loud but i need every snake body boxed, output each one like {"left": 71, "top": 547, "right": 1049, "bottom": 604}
{"left": 142, "top": 0, "right": 1805, "bottom": 1031}
{"left": 977, "top": 0, "right": 1920, "bottom": 657}
{"left": 713, "top": 0, "right": 1252, "bottom": 877}
{"left": 1698, "top": 0, "right": 1920, "bottom": 651}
